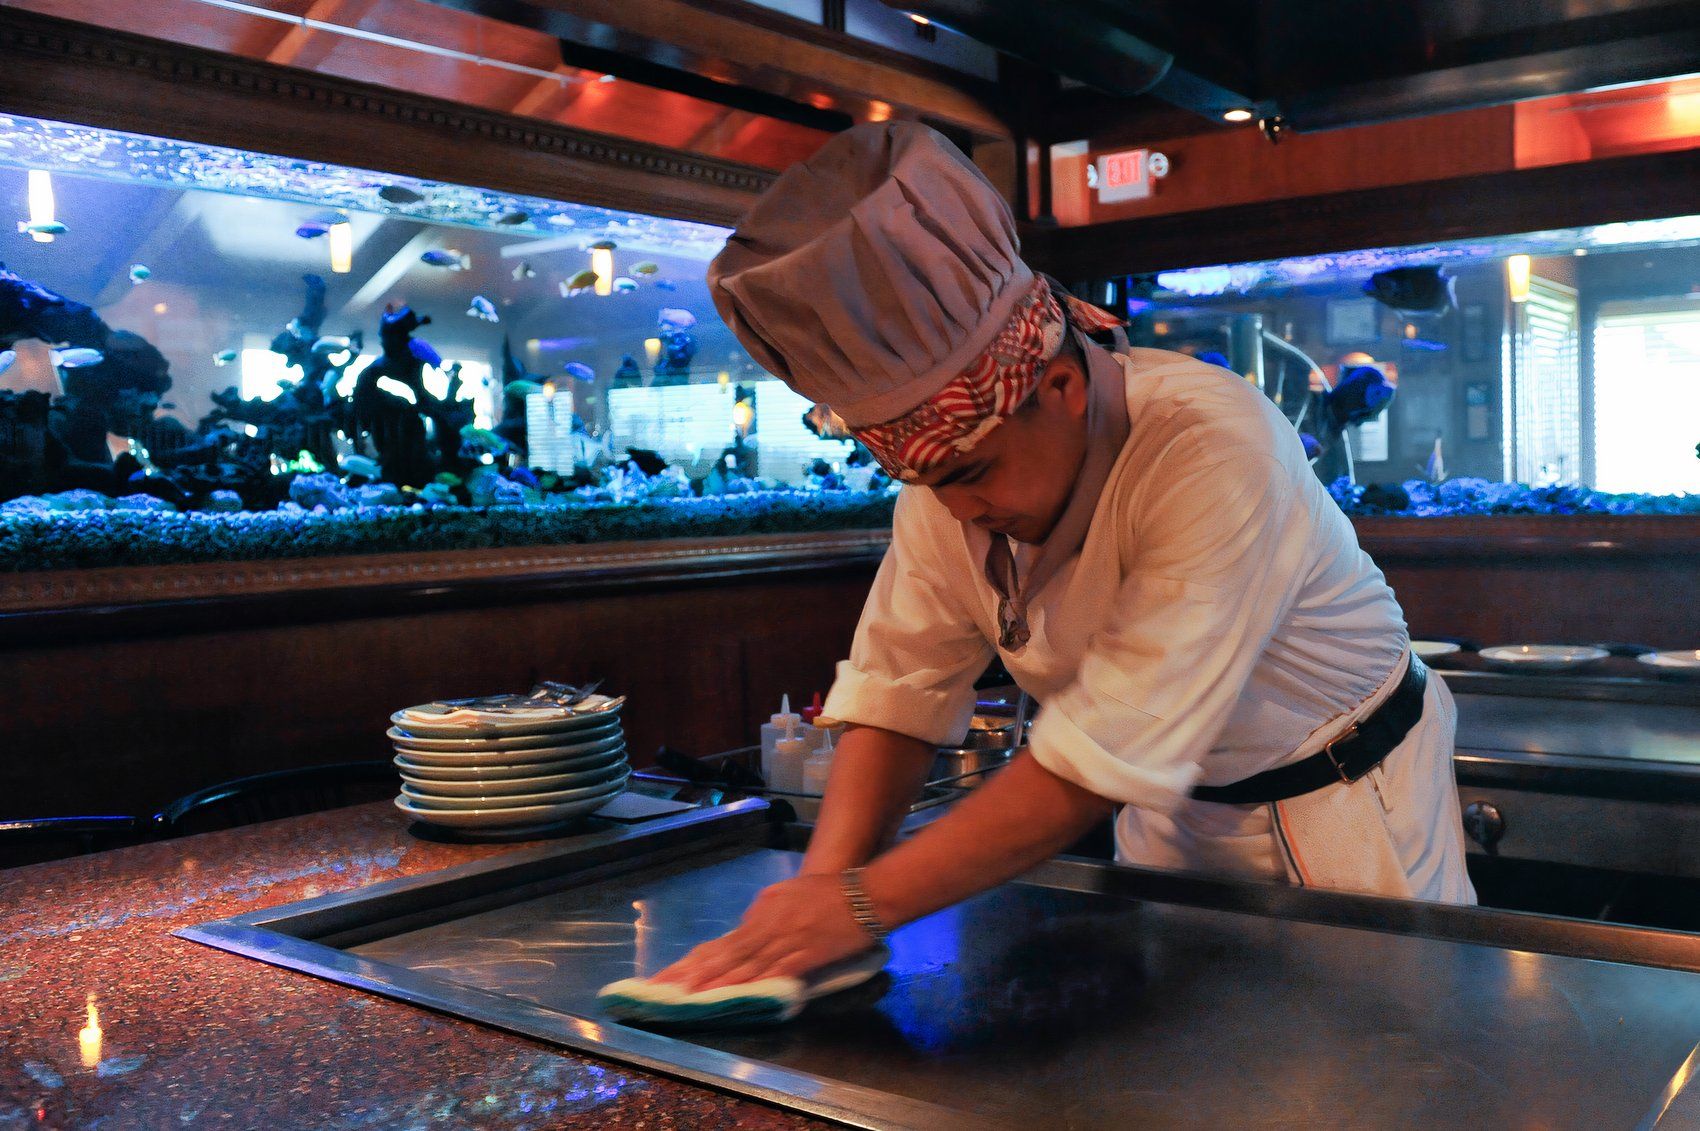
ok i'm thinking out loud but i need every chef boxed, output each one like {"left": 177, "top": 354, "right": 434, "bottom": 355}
{"left": 655, "top": 121, "right": 1474, "bottom": 994}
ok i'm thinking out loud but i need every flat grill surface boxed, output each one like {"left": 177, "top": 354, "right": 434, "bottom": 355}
{"left": 353, "top": 845, "right": 1700, "bottom": 1129}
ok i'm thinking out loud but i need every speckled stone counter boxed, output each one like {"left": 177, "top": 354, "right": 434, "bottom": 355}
{"left": 0, "top": 803, "right": 820, "bottom": 1129}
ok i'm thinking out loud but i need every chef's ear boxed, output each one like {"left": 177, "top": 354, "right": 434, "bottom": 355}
{"left": 1034, "top": 335, "right": 1089, "bottom": 418}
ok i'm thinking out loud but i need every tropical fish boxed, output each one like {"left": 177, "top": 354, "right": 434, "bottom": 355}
{"left": 1423, "top": 436, "right": 1447, "bottom": 483}
{"left": 564, "top": 362, "right": 595, "bottom": 382}
{"left": 17, "top": 220, "right": 66, "bottom": 237}
{"left": 379, "top": 185, "right": 424, "bottom": 205}
{"left": 295, "top": 220, "right": 332, "bottom": 239}
{"left": 466, "top": 295, "right": 499, "bottom": 322}
{"left": 511, "top": 260, "right": 536, "bottom": 280}
{"left": 311, "top": 336, "right": 356, "bottom": 358}
{"left": 657, "top": 307, "right": 696, "bottom": 331}
{"left": 214, "top": 349, "right": 239, "bottom": 366}
{"left": 1363, "top": 265, "right": 1455, "bottom": 318}
{"left": 340, "top": 454, "right": 382, "bottom": 479}
{"left": 52, "top": 347, "right": 104, "bottom": 368}
{"left": 128, "top": 264, "right": 151, "bottom": 285}
{"left": 653, "top": 279, "right": 677, "bottom": 291}
{"left": 408, "top": 338, "right": 443, "bottom": 367}
{"left": 588, "top": 239, "right": 617, "bottom": 251}
{"left": 0, "top": 350, "right": 15, "bottom": 375}
{"left": 547, "top": 215, "right": 576, "bottom": 228}
{"left": 612, "top": 277, "right": 638, "bottom": 293}
{"left": 561, "top": 269, "right": 600, "bottom": 295}
{"left": 420, "top": 249, "right": 469, "bottom": 270}
{"left": 1401, "top": 337, "right": 1448, "bottom": 351}
{"left": 497, "top": 210, "right": 529, "bottom": 226}
{"left": 504, "top": 379, "right": 545, "bottom": 399}
{"left": 630, "top": 261, "right": 660, "bottom": 277}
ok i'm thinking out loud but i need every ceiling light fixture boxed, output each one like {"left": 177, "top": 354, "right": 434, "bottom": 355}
{"left": 1222, "top": 108, "right": 1254, "bottom": 123}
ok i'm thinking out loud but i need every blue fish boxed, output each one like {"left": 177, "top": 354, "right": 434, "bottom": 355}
{"left": 420, "top": 249, "right": 469, "bottom": 270}
{"left": 296, "top": 220, "right": 331, "bottom": 239}
{"left": 53, "top": 347, "right": 104, "bottom": 368}
{"left": 214, "top": 348, "right": 239, "bottom": 366}
{"left": 612, "top": 277, "right": 638, "bottom": 294}
{"left": 1402, "top": 337, "right": 1448, "bottom": 351}
{"left": 466, "top": 295, "right": 499, "bottom": 323}
{"left": 564, "top": 362, "right": 596, "bottom": 382}
{"left": 408, "top": 338, "right": 443, "bottom": 367}
{"left": 653, "top": 279, "right": 677, "bottom": 291}
{"left": 129, "top": 264, "right": 151, "bottom": 285}
{"left": 17, "top": 220, "right": 66, "bottom": 237}
{"left": 341, "top": 454, "right": 382, "bottom": 479}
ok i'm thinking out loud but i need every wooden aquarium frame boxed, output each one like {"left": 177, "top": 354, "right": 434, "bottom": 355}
{"left": 0, "top": 7, "right": 776, "bottom": 227}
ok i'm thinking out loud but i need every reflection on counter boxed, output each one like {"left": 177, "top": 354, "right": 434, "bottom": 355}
{"left": 1123, "top": 212, "right": 1700, "bottom": 514}
{"left": 0, "top": 112, "right": 896, "bottom": 572}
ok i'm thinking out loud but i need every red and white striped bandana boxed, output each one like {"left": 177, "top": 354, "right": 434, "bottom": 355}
{"left": 852, "top": 276, "right": 1126, "bottom": 480}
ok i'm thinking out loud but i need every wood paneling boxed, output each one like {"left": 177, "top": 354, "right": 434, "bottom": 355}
{"left": 4, "top": 566, "right": 876, "bottom": 817}
{"left": 1357, "top": 516, "right": 1700, "bottom": 649}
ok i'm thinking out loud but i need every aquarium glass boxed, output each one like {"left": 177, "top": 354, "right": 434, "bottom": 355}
{"left": 0, "top": 113, "right": 890, "bottom": 571}
{"left": 1117, "top": 213, "right": 1700, "bottom": 512}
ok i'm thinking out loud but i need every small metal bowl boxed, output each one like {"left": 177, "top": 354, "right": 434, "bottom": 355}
{"left": 932, "top": 745, "right": 1017, "bottom": 788}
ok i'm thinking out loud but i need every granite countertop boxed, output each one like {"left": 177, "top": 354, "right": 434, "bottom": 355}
{"left": 0, "top": 802, "right": 820, "bottom": 1129}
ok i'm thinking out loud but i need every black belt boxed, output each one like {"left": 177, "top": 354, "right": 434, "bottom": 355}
{"left": 1190, "top": 656, "right": 1429, "bottom": 806}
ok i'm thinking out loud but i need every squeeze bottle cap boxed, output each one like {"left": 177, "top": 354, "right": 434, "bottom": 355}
{"left": 770, "top": 694, "right": 801, "bottom": 728}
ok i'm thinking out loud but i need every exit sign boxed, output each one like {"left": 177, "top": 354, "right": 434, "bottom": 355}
{"left": 1092, "top": 148, "right": 1169, "bottom": 203}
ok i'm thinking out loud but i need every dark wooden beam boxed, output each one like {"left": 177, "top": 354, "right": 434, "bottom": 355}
{"left": 1025, "top": 145, "right": 1700, "bottom": 280}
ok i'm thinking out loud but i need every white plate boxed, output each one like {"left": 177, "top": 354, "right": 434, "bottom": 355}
{"left": 1411, "top": 640, "right": 1461, "bottom": 660}
{"left": 395, "top": 783, "right": 627, "bottom": 829}
{"left": 1636, "top": 650, "right": 1700, "bottom": 675}
{"left": 390, "top": 697, "right": 622, "bottom": 738}
{"left": 392, "top": 746, "right": 626, "bottom": 781}
{"left": 1479, "top": 644, "right": 1610, "bottom": 672}
{"left": 399, "top": 758, "right": 630, "bottom": 798}
{"left": 401, "top": 768, "right": 631, "bottom": 811}
{"left": 386, "top": 719, "right": 621, "bottom": 752}
{"left": 391, "top": 733, "right": 626, "bottom": 767}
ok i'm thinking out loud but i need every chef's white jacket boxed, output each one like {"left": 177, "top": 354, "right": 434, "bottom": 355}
{"left": 823, "top": 349, "right": 1475, "bottom": 903}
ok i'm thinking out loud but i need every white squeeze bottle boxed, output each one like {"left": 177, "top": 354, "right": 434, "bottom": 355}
{"left": 772, "top": 715, "right": 811, "bottom": 795}
{"left": 760, "top": 695, "right": 802, "bottom": 789}
{"left": 802, "top": 725, "right": 835, "bottom": 797}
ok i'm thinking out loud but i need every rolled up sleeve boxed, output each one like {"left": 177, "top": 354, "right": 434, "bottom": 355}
{"left": 823, "top": 490, "right": 994, "bottom": 745}
{"left": 1028, "top": 445, "right": 1313, "bottom": 813}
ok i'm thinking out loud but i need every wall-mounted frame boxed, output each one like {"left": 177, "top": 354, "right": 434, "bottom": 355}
{"left": 1462, "top": 303, "right": 1491, "bottom": 363}
{"left": 1326, "top": 298, "right": 1381, "bottom": 345}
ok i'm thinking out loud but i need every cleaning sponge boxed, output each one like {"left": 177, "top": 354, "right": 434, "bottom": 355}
{"left": 597, "top": 945, "right": 890, "bottom": 1028}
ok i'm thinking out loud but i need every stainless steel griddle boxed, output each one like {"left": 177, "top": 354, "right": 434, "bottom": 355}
{"left": 180, "top": 801, "right": 1700, "bottom": 1129}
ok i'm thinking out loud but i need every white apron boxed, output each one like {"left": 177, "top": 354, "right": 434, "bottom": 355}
{"left": 1114, "top": 653, "right": 1476, "bottom": 903}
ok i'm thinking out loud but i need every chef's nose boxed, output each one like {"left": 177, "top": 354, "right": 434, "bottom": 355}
{"left": 932, "top": 485, "right": 986, "bottom": 524}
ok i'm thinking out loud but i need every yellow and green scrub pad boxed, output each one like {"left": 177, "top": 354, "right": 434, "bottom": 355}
{"left": 597, "top": 945, "right": 890, "bottom": 1028}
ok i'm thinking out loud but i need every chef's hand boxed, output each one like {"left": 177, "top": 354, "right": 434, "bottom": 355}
{"left": 649, "top": 873, "right": 871, "bottom": 992}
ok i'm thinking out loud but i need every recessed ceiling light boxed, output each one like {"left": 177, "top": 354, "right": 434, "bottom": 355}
{"left": 909, "top": 13, "right": 931, "bottom": 24}
{"left": 1223, "top": 108, "right": 1254, "bottom": 122}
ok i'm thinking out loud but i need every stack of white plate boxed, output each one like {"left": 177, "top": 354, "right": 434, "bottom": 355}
{"left": 389, "top": 693, "right": 630, "bottom": 835}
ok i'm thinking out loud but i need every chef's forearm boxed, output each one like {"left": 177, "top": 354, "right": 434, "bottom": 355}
{"left": 858, "top": 752, "right": 1112, "bottom": 928}
{"left": 799, "top": 724, "right": 937, "bottom": 876}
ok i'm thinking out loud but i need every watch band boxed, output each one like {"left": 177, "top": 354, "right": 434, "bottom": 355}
{"left": 839, "top": 867, "right": 891, "bottom": 942}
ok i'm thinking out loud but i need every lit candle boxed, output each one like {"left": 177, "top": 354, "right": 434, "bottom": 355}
{"left": 78, "top": 995, "right": 101, "bottom": 1069}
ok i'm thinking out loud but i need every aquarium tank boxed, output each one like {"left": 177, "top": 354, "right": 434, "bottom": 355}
{"left": 1121, "top": 214, "right": 1700, "bottom": 518}
{"left": 0, "top": 112, "right": 893, "bottom": 572}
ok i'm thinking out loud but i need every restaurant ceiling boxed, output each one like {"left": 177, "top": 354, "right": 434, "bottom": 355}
{"left": 901, "top": 0, "right": 1700, "bottom": 141}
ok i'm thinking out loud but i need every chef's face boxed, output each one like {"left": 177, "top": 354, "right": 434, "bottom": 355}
{"left": 910, "top": 345, "right": 1090, "bottom": 544}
